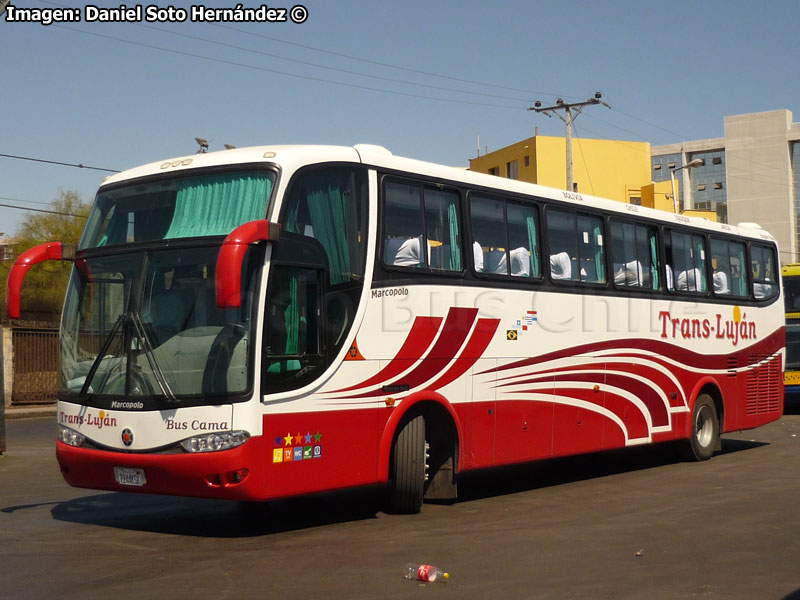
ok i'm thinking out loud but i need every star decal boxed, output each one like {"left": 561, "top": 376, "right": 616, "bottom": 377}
{"left": 293, "top": 433, "right": 303, "bottom": 445}
{"left": 304, "top": 432, "right": 312, "bottom": 444}
{"left": 275, "top": 435, "right": 283, "bottom": 446}
{"left": 314, "top": 431, "right": 322, "bottom": 443}
{"left": 284, "top": 432, "right": 294, "bottom": 446}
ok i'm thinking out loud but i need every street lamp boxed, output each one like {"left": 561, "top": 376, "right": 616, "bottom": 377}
{"left": 670, "top": 158, "right": 704, "bottom": 214}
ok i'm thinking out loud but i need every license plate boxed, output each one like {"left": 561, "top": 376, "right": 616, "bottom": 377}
{"left": 114, "top": 467, "right": 146, "bottom": 487}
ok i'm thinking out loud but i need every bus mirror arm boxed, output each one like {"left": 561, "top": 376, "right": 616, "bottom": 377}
{"left": 6, "top": 242, "right": 76, "bottom": 320}
{"left": 215, "top": 220, "right": 281, "bottom": 309}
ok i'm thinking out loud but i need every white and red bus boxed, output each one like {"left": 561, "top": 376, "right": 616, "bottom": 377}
{"left": 7, "top": 144, "right": 784, "bottom": 513}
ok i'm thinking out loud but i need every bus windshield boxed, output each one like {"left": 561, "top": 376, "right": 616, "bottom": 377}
{"left": 79, "top": 170, "right": 274, "bottom": 249}
{"left": 784, "top": 274, "right": 800, "bottom": 314}
{"left": 59, "top": 244, "right": 262, "bottom": 406}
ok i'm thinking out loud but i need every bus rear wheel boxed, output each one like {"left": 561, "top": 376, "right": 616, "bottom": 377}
{"left": 388, "top": 414, "right": 426, "bottom": 514}
{"left": 685, "top": 393, "right": 719, "bottom": 461}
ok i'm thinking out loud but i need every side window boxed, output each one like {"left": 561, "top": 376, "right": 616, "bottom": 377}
{"left": 470, "top": 196, "right": 506, "bottom": 274}
{"left": 384, "top": 182, "right": 424, "bottom": 268}
{"left": 469, "top": 195, "right": 540, "bottom": 278}
{"left": 710, "top": 238, "right": 748, "bottom": 297}
{"left": 751, "top": 243, "right": 779, "bottom": 300}
{"left": 546, "top": 209, "right": 605, "bottom": 283}
{"left": 383, "top": 181, "right": 462, "bottom": 272}
{"left": 282, "top": 166, "right": 368, "bottom": 286}
{"left": 665, "top": 231, "right": 707, "bottom": 293}
{"left": 610, "top": 221, "right": 659, "bottom": 289}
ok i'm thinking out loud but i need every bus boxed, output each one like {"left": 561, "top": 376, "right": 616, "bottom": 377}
{"left": 7, "top": 144, "right": 784, "bottom": 513}
{"left": 782, "top": 263, "right": 800, "bottom": 398}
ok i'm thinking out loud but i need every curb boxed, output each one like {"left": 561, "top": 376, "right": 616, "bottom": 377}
{"left": 3, "top": 405, "right": 57, "bottom": 420}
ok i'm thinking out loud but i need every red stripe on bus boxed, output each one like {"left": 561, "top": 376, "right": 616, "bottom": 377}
{"left": 425, "top": 318, "right": 500, "bottom": 392}
{"left": 329, "top": 315, "right": 443, "bottom": 393}
{"left": 335, "top": 307, "right": 478, "bottom": 399}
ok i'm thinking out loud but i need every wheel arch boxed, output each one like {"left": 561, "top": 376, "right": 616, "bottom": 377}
{"left": 688, "top": 376, "right": 725, "bottom": 446}
{"left": 378, "top": 390, "right": 463, "bottom": 483}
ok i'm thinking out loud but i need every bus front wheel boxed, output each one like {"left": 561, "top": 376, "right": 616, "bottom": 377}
{"left": 388, "top": 414, "right": 426, "bottom": 514}
{"left": 685, "top": 393, "right": 719, "bottom": 461}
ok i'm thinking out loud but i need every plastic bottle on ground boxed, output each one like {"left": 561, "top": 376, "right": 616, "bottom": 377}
{"left": 403, "top": 562, "right": 450, "bottom": 583}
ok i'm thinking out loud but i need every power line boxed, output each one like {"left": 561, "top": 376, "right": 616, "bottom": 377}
{"left": 56, "top": 24, "right": 524, "bottom": 110}
{"left": 0, "top": 153, "right": 119, "bottom": 173}
{"left": 212, "top": 23, "right": 580, "bottom": 100}
{"left": 139, "top": 23, "right": 532, "bottom": 103}
{"left": 0, "top": 201, "right": 88, "bottom": 218}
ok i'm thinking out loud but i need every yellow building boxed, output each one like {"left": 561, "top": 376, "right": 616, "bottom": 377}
{"left": 468, "top": 135, "right": 715, "bottom": 220}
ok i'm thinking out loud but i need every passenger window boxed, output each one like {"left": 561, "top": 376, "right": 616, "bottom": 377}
{"left": 383, "top": 181, "right": 462, "bottom": 272}
{"left": 751, "top": 244, "right": 779, "bottom": 300}
{"left": 383, "top": 182, "right": 424, "bottom": 268}
{"left": 665, "top": 231, "right": 707, "bottom": 293}
{"left": 546, "top": 209, "right": 605, "bottom": 283}
{"left": 710, "top": 238, "right": 748, "bottom": 297}
{"left": 610, "top": 221, "right": 658, "bottom": 289}
{"left": 469, "top": 195, "right": 540, "bottom": 278}
{"left": 470, "top": 196, "right": 507, "bottom": 274}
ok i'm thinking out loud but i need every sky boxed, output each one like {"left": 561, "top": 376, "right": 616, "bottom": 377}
{"left": 2, "top": 0, "right": 799, "bottom": 236}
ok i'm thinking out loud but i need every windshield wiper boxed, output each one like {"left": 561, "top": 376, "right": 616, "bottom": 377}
{"left": 130, "top": 311, "right": 176, "bottom": 402}
{"left": 79, "top": 313, "right": 126, "bottom": 398}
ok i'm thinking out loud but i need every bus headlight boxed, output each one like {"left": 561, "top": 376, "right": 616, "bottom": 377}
{"left": 180, "top": 430, "right": 250, "bottom": 453}
{"left": 58, "top": 425, "right": 86, "bottom": 448}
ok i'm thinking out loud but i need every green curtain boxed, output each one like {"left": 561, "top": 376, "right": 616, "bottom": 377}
{"left": 267, "top": 271, "right": 301, "bottom": 374}
{"left": 648, "top": 230, "right": 659, "bottom": 289}
{"left": 98, "top": 207, "right": 128, "bottom": 246}
{"left": 733, "top": 244, "right": 747, "bottom": 296}
{"left": 526, "top": 214, "right": 539, "bottom": 278}
{"left": 164, "top": 173, "right": 271, "bottom": 239}
{"left": 286, "top": 176, "right": 351, "bottom": 285}
{"left": 593, "top": 224, "right": 605, "bottom": 282}
{"left": 283, "top": 272, "right": 299, "bottom": 354}
{"left": 448, "top": 201, "right": 461, "bottom": 270}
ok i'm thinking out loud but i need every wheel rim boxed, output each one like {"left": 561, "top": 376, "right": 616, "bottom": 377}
{"left": 695, "top": 404, "right": 714, "bottom": 448}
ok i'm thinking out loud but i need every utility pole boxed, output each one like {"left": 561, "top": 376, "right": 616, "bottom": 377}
{"left": 528, "top": 92, "right": 610, "bottom": 192}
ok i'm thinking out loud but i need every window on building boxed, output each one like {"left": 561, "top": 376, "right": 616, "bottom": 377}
{"left": 668, "top": 162, "right": 676, "bottom": 169}
{"left": 654, "top": 164, "right": 662, "bottom": 171}
{"left": 712, "top": 157, "right": 722, "bottom": 165}
{"left": 697, "top": 184, "right": 706, "bottom": 191}
{"left": 524, "top": 155, "right": 530, "bottom": 167}
{"left": 488, "top": 167, "right": 499, "bottom": 176}
{"left": 507, "top": 160, "right": 519, "bottom": 180}
{"left": 714, "top": 182, "right": 723, "bottom": 190}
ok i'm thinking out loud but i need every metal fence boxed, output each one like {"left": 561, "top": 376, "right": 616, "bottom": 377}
{"left": 11, "top": 323, "right": 59, "bottom": 405}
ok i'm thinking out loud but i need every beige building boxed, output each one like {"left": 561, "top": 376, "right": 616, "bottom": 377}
{"left": 652, "top": 109, "right": 800, "bottom": 263}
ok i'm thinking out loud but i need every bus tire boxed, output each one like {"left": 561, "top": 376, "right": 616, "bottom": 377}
{"left": 388, "top": 414, "right": 426, "bottom": 514}
{"left": 685, "top": 393, "right": 719, "bottom": 461}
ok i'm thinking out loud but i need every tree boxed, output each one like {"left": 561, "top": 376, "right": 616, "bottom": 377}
{"left": 1, "top": 190, "right": 90, "bottom": 323}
